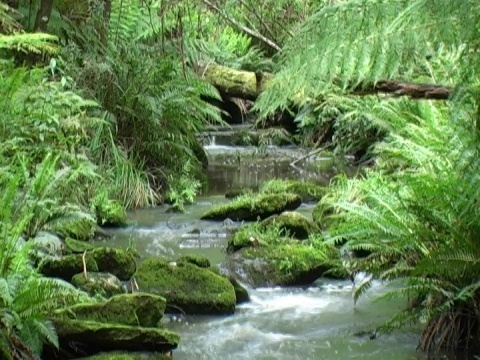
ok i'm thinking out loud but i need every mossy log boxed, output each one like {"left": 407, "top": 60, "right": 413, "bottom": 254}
{"left": 197, "top": 63, "right": 453, "bottom": 101}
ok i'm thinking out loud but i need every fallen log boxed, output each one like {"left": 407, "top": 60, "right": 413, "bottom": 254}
{"left": 197, "top": 63, "right": 453, "bottom": 101}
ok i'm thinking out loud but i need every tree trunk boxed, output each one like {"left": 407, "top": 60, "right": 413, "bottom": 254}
{"left": 34, "top": 0, "right": 54, "bottom": 32}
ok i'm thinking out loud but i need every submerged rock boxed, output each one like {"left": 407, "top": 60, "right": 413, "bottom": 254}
{"left": 135, "top": 258, "right": 236, "bottom": 315}
{"left": 54, "top": 293, "right": 166, "bottom": 327}
{"left": 261, "top": 211, "right": 319, "bottom": 240}
{"left": 38, "top": 253, "right": 98, "bottom": 281}
{"left": 51, "top": 319, "right": 179, "bottom": 356}
{"left": 45, "top": 210, "right": 97, "bottom": 241}
{"left": 71, "top": 272, "right": 125, "bottom": 298}
{"left": 91, "top": 247, "right": 136, "bottom": 281}
{"left": 201, "top": 193, "right": 301, "bottom": 221}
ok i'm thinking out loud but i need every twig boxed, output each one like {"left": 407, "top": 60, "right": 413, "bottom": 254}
{"left": 290, "top": 146, "right": 328, "bottom": 167}
{"left": 82, "top": 251, "right": 88, "bottom": 279}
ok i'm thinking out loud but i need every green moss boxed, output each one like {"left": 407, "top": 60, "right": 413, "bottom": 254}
{"left": 227, "top": 222, "right": 293, "bottom": 253}
{"left": 55, "top": 293, "right": 166, "bottom": 327}
{"left": 65, "top": 237, "right": 96, "bottom": 253}
{"left": 261, "top": 211, "right": 320, "bottom": 240}
{"left": 92, "top": 247, "right": 136, "bottom": 281}
{"left": 71, "top": 272, "right": 125, "bottom": 298}
{"left": 135, "top": 258, "right": 236, "bottom": 315}
{"left": 38, "top": 254, "right": 98, "bottom": 281}
{"left": 225, "top": 188, "right": 254, "bottom": 199}
{"left": 94, "top": 198, "right": 128, "bottom": 227}
{"left": 201, "top": 192, "right": 301, "bottom": 221}
{"left": 46, "top": 210, "right": 97, "bottom": 241}
{"left": 260, "top": 179, "right": 326, "bottom": 202}
{"left": 53, "top": 319, "right": 179, "bottom": 353}
{"left": 177, "top": 255, "right": 211, "bottom": 268}
{"left": 312, "top": 200, "right": 335, "bottom": 228}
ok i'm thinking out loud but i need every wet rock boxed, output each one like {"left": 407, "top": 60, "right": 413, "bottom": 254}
{"left": 93, "top": 198, "right": 128, "bottom": 227}
{"left": 65, "top": 237, "right": 96, "bottom": 254}
{"left": 46, "top": 210, "right": 97, "bottom": 241}
{"left": 54, "top": 293, "right": 166, "bottom": 327}
{"left": 201, "top": 193, "right": 301, "bottom": 221}
{"left": 38, "top": 253, "right": 98, "bottom": 281}
{"left": 260, "top": 179, "right": 326, "bottom": 203}
{"left": 223, "top": 245, "right": 344, "bottom": 288}
{"left": 91, "top": 247, "right": 136, "bottom": 281}
{"left": 260, "top": 211, "right": 319, "bottom": 240}
{"left": 135, "top": 258, "right": 236, "bottom": 315}
{"left": 229, "top": 276, "right": 250, "bottom": 304}
{"left": 50, "top": 319, "right": 179, "bottom": 356}
{"left": 71, "top": 272, "right": 125, "bottom": 298}
{"left": 177, "top": 255, "right": 211, "bottom": 268}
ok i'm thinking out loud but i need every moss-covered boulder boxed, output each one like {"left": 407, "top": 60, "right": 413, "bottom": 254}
{"left": 135, "top": 258, "right": 236, "bottom": 315}
{"left": 46, "top": 210, "right": 97, "bottom": 241}
{"left": 91, "top": 247, "right": 136, "bottom": 281}
{"left": 52, "top": 319, "right": 179, "bottom": 355}
{"left": 226, "top": 222, "right": 293, "bottom": 253}
{"left": 177, "top": 255, "right": 211, "bottom": 268}
{"left": 94, "top": 198, "right": 128, "bottom": 227}
{"left": 72, "top": 272, "right": 125, "bottom": 298}
{"left": 38, "top": 254, "right": 98, "bottom": 281}
{"left": 224, "top": 244, "right": 345, "bottom": 288}
{"left": 65, "top": 237, "right": 96, "bottom": 254}
{"left": 225, "top": 188, "right": 254, "bottom": 199}
{"left": 55, "top": 293, "right": 166, "bottom": 327}
{"left": 260, "top": 179, "right": 325, "bottom": 203}
{"left": 261, "top": 211, "right": 319, "bottom": 240}
{"left": 201, "top": 193, "right": 301, "bottom": 221}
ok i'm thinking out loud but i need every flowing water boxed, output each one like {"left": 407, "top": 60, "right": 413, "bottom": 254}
{"left": 104, "top": 140, "right": 448, "bottom": 360}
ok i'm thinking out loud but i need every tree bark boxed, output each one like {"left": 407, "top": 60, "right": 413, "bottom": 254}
{"left": 34, "top": 0, "right": 54, "bottom": 32}
{"left": 197, "top": 63, "right": 453, "bottom": 101}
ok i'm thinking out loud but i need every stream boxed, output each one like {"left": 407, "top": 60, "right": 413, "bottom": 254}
{"left": 102, "top": 141, "right": 439, "bottom": 360}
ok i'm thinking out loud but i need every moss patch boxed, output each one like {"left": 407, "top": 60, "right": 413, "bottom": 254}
{"left": 65, "top": 237, "right": 96, "bottom": 254}
{"left": 53, "top": 319, "right": 179, "bottom": 354}
{"left": 135, "top": 258, "right": 236, "bottom": 315}
{"left": 38, "top": 254, "right": 98, "bottom": 281}
{"left": 92, "top": 247, "right": 136, "bottom": 281}
{"left": 261, "top": 211, "right": 320, "bottom": 240}
{"left": 201, "top": 192, "right": 301, "bottom": 221}
{"left": 55, "top": 293, "right": 166, "bottom": 327}
{"left": 260, "top": 179, "right": 326, "bottom": 202}
{"left": 72, "top": 272, "right": 125, "bottom": 298}
{"left": 227, "top": 222, "right": 293, "bottom": 253}
{"left": 177, "top": 255, "right": 211, "bottom": 268}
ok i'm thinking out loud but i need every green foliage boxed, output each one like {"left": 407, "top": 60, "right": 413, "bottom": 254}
{"left": 322, "top": 98, "right": 480, "bottom": 352}
{"left": 166, "top": 160, "right": 202, "bottom": 212}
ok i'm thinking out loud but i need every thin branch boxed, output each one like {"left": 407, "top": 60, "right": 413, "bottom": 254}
{"left": 354, "top": 80, "right": 452, "bottom": 100}
{"left": 200, "top": 0, "right": 281, "bottom": 52}
{"left": 82, "top": 251, "right": 88, "bottom": 279}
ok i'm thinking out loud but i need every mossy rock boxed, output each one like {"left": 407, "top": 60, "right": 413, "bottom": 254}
{"left": 65, "top": 238, "right": 96, "bottom": 254}
{"left": 225, "top": 188, "right": 254, "bottom": 199}
{"left": 229, "top": 277, "right": 249, "bottom": 304}
{"left": 224, "top": 244, "right": 345, "bottom": 288}
{"left": 94, "top": 199, "right": 128, "bottom": 227}
{"left": 78, "top": 352, "right": 172, "bottom": 360}
{"left": 46, "top": 210, "right": 97, "bottom": 241}
{"left": 135, "top": 258, "right": 236, "bottom": 315}
{"left": 38, "top": 254, "right": 98, "bottom": 281}
{"left": 261, "top": 211, "right": 319, "bottom": 240}
{"left": 260, "top": 179, "right": 326, "bottom": 203}
{"left": 177, "top": 255, "right": 211, "bottom": 268}
{"left": 52, "top": 319, "right": 179, "bottom": 355}
{"left": 226, "top": 222, "right": 293, "bottom": 253}
{"left": 201, "top": 193, "right": 301, "bottom": 221}
{"left": 91, "top": 247, "right": 136, "bottom": 281}
{"left": 54, "top": 293, "right": 166, "bottom": 327}
{"left": 72, "top": 272, "right": 125, "bottom": 298}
